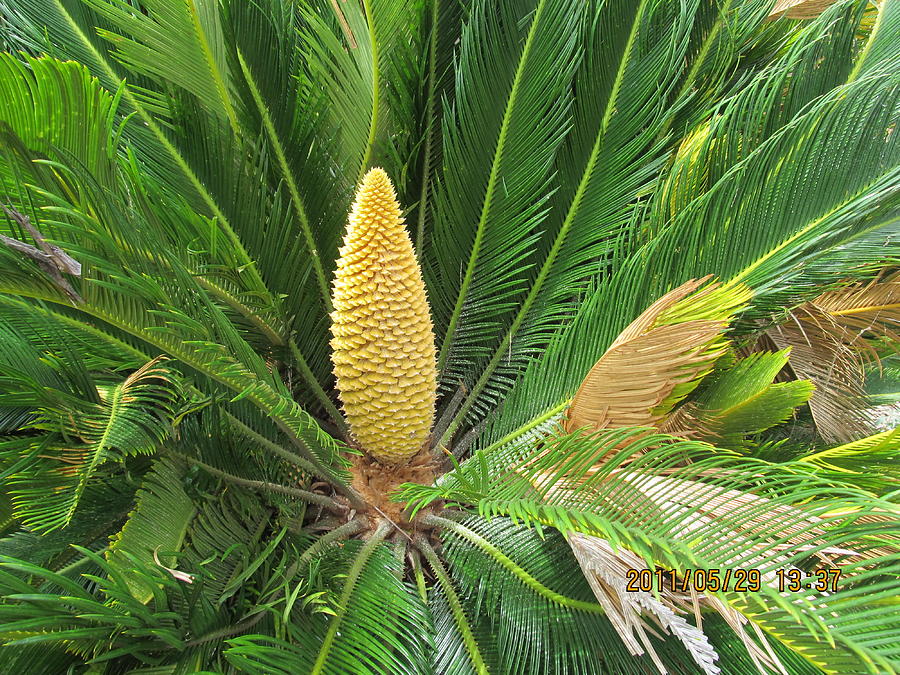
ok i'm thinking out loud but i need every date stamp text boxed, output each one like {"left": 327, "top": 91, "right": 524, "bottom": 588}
{"left": 625, "top": 568, "right": 841, "bottom": 593}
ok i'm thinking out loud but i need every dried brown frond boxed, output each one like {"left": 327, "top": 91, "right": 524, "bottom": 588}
{"left": 569, "top": 533, "right": 725, "bottom": 675}
{"left": 812, "top": 272, "right": 900, "bottom": 343}
{"left": 565, "top": 278, "right": 746, "bottom": 435}
{"left": 758, "top": 275, "right": 899, "bottom": 442}
{"left": 767, "top": 0, "right": 841, "bottom": 20}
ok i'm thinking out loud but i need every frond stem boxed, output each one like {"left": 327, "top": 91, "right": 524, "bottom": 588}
{"left": 424, "top": 514, "right": 605, "bottom": 615}
{"left": 310, "top": 520, "right": 391, "bottom": 675}
{"left": 225, "top": 412, "right": 320, "bottom": 476}
{"left": 298, "top": 517, "right": 368, "bottom": 567}
{"left": 186, "top": 0, "right": 241, "bottom": 136}
{"left": 846, "top": 0, "right": 884, "bottom": 83}
{"left": 411, "top": 548, "right": 428, "bottom": 603}
{"left": 0, "top": 296, "right": 149, "bottom": 363}
{"left": 171, "top": 452, "right": 347, "bottom": 514}
{"left": 826, "top": 303, "right": 900, "bottom": 316}
{"left": 184, "top": 612, "right": 265, "bottom": 648}
{"left": 468, "top": 399, "right": 568, "bottom": 458}
{"left": 436, "top": 0, "right": 550, "bottom": 376}
{"left": 194, "top": 275, "right": 284, "bottom": 346}
{"left": 225, "top": 413, "right": 364, "bottom": 510}
{"left": 665, "top": 0, "right": 733, "bottom": 126}
{"left": 722, "top": 196, "right": 886, "bottom": 293}
{"left": 287, "top": 340, "right": 347, "bottom": 432}
{"left": 416, "top": 535, "right": 489, "bottom": 674}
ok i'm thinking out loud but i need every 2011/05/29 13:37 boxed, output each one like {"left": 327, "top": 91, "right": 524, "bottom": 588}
{"left": 625, "top": 567, "right": 842, "bottom": 593}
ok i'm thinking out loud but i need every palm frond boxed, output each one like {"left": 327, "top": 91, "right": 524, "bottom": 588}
{"left": 407, "top": 0, "right": 467, "bottom": 254}
{"left": 225, "top": 532, "right": 433, "bottom": 675}
{"left": 438, "top": 0, "right": 703, "bottom": 436}
{"left": 661, "top": 350, "right": 815, "bottom": 450}
{"left": 0, "top": 545, "right": 188, "bottom": 659}
{"left": 798, "top": 427, "right": 899, "bottom": 477}
{"left": 0, "top": 53, "right": 120, "bottom": 185}
{"left": 1, "top": 181, "right": 349, "bottom": 486}
{"left": 0, "top": 344, "right": 177, "bottom": 532}
{"left": 85, "top": 0, "right": 243, "bottom": 133}
{"left": 848, "top": 0, "right": 900, "bottom": 79}
{"left": 566, "top": 278, "right": 751, "bottom": 434}
{"left": 434, "top": 514, "right": 711, "bottom": 674}
{"left": 648, "top": 43, "right": 899, "bottom": 315}
{"left": 0, "top": 478, "right": 133, "bottom": 570}
{"left": 106, "top": 457, "right": 197, "bottom": 602}
{"left": 401, "top": 427, "right": 900, "bottom": 672}
{"left": 430, "top": 0, "right": 583, "bottom": 430}
{"left": 760, "top": 274, "right": 900, "bottom": 444}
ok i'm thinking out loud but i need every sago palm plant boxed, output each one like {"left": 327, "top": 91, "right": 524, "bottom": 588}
{"left": 0, "top": 0, "right": 898, "bottom": 672}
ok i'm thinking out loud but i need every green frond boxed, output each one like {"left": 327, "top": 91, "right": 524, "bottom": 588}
{"left": 431, "top": 514, "right": 710, "bottom": 674}
{"left": 668, "top": 349, "right": 815, "bottom": 449}
{"left": 798, "top": 428, "right": 900, "bottom": 477}
{"left": 648, "top": 40, "right": 899, "bottom": 313}
{"left": 402, "top": 426, "right": 900, "bottom": 671}
{"left": 439, "top": 0, "right": 704, "bottom": 439}
{"left": 179, "top": 489, "right": 272, "bottom": 606}
{"left": 0, "top": 53, "right": 120, "bottom": 185}
{"left": 106, "top": 457, "right": 197, "bottom": 603}
{"left": 431, "top": 0, "right": 583, "bottom": 431}
{"left": 225, "top": 534, "right": 433, "bottom": 675}
{"left": 0, "top": 545, "right": 187, "bottom": 659}
{"left": 85, "top": 0, "right": 243, "bottom": 134}
{"left": 407, "top": 0, "right": 466, "bottom": 254}
{"left": 0, "top": 332, "right": 178, "bottom": 532}
{"left": 0, "top": 478, "right": 133, "bottom": 570}
{"left": 849, "top": 0, "right": 900, "bottom": 79}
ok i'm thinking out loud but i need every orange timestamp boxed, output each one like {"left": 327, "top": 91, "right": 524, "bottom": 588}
{"left": 775, "top": 568, "right": 842, "bottom": 593}
{"left": 625, "top": 568, "right": 842, "bottom": 593}
{"left": 626, "top": 568, "right": 762, "bottom": 593}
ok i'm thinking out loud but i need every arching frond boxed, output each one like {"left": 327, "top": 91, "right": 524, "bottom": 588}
{"left": 225, "top": 536, "right": 433, "bottom": 675}
{"left": 431, "top": 0, "right": 583, "bottom": 428}
{"left": 401, "top": 428, "right": 900, "bottom": 672}
{"left": 0, "top": 336, "right": 177, "bottom": 532}
{"left": 106, "top": 457, "right": 197, "bottom": 602}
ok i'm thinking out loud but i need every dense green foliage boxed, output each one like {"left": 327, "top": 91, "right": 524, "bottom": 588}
{"left": 0, "top": 0, "right": 897, "bottom": 673}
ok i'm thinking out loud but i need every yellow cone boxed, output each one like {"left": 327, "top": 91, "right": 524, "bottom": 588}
{"left": 330, "top": 168, "right": 437, "bottom": 464}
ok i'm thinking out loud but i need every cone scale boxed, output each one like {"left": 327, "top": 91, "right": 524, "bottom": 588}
{"left": 330, "top": 168, "right": 437, "bottom": 464}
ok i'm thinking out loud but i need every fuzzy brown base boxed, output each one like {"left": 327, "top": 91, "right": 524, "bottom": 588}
{"left": 346, "top": 446, "right": 438, "bottom": 535}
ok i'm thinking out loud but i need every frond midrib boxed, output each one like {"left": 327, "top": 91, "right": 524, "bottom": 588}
{"left": 441, "top": 0, "right": 651, "bottom": 443}
{"left": 49, "top": 0, "right": 277, "bottom": 311}
{"left": 435, "top": 0, "right": 551, "bottom": 376}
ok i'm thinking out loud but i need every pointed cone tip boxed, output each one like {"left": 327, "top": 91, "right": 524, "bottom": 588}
{"left": 362, "top": 166, "right": 390, "bottom": 187}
